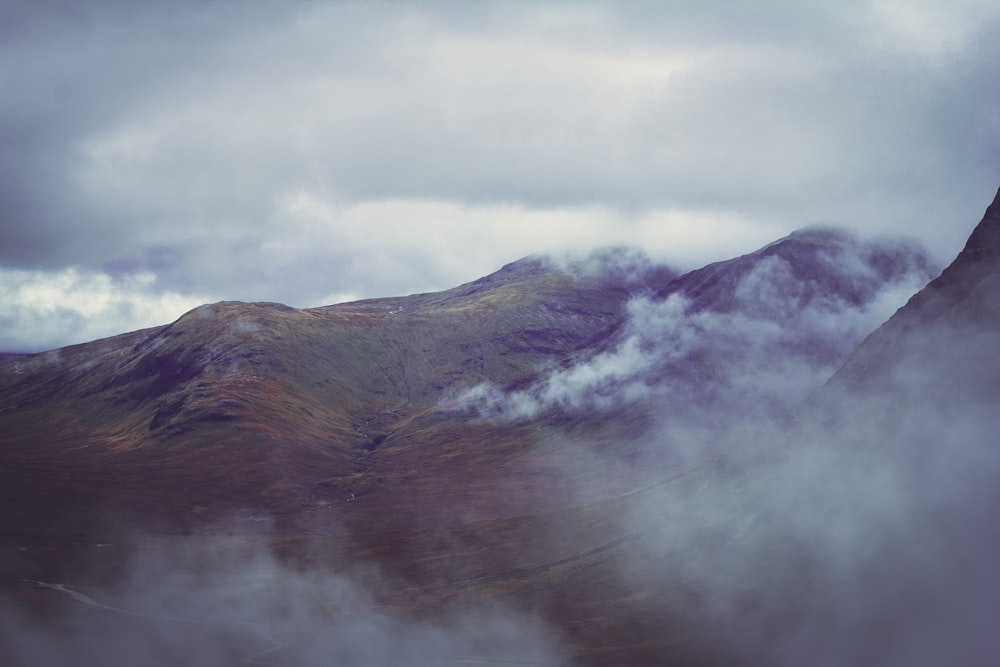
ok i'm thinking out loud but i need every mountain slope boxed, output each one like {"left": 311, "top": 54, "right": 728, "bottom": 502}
{"left": 0, "top": 224, "right": 960, "bottom": 667}
{"left": 0, "top": 230, "right": 931, "bottom": 535}
{"left": 0, "top": 259, "right": 638, "bottom": 534}
{"left": 456, "top": 228, "right": 934, "bottom": 432}
{"left": 826, "top": 186, "right": 1000, "bottom": 400}
{"left": 662, "top": 226, "right": 931, "bottom": 313}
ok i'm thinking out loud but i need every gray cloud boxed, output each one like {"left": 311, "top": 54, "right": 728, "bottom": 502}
{"left": 1, "top": 1, "right": 998, "bottom": 351}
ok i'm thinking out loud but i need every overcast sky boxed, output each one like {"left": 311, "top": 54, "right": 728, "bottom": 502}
{"left": 1, "top": 1, "right": 998, "bottom": 352}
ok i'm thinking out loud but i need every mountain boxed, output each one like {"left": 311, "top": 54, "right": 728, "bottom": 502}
{"left": 0, "top": 257, "right": 641, "bottom": 535}
{"left": 826, "top": 185, "right": 1000, "bottom": 400}
{"left": 0, "top": 231, "right": 929, "bottom": 532}
{"left": 0, "top": 209, "right": 986, "bottom": 667}
{"left": 663, "top": 226, "right": 931, "bottom": 313}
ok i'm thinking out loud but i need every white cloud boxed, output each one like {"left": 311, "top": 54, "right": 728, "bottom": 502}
{"left": 0, "top": 268, "right": 209, "bottom": 351}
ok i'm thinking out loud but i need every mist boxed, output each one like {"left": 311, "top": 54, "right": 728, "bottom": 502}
{"left": 449, "top": 229, "right": 998, "bottom": 665}
{"left": 1, "top": 533, "right": 568, "bottom": 667}
{"left": 618, "top": 332, "right": 1000, "bottom": 666}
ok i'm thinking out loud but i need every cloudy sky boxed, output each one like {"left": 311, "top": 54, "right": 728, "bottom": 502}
{"left": 1, "top": 0, "right": 998, "bottom": 352}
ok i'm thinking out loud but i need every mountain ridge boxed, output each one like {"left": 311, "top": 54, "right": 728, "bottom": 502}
{"left": 0, "top": 227, "right": 938, "bottom": 531}
{"left": 1, "top": 210, "right": 992, "bottom": 667}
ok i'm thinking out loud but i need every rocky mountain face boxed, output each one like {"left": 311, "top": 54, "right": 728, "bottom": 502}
{"left": 1, "top": 190, "right": 996, "bottom": 667}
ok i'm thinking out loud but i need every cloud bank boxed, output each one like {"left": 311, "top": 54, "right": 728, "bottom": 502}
{"left": 1, "top": 1, "right": 998, "bottom": 351}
